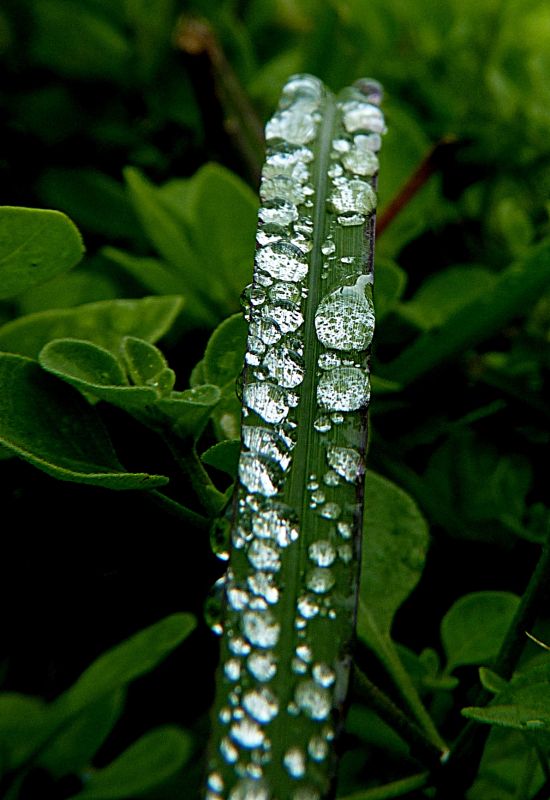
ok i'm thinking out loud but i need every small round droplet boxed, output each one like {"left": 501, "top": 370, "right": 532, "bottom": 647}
{"left": 326, "top": 444, "right": 362, "bottom": 483}
{"left": 242, "top": 610, "right": 281, "bottom": 648}
{"left": 341, "top": 100, "right": 386, "bottom": 134}
{"left": 306, "top": 568, "right": 335, "bottom": 594}
{"left": 230, "top": 718, "right": 265, "bottom": 749}
{"left": 243, "top": 687, "right": 279, "bottom": 723}
{"left": 259, "top": 199, "right": 299, "bottom": 227}
{"left": 248, "top": 540, "right": 281, "bottom": 573}
{"left": 312, "top": 662, "right": 336, "bottom": 687}
{"left": 308, "top": 540, "right": 336, "bottom": 567}
{"left": 248, "top": 651, "right": 277, "bottom": 682}
{"left": 315, "top": 275, "right": 374, "bottom": 350}
{"left": 284, "top": 746, "right": 306, "bottom": 778}
{"left": 266, "top": 109, "right": 317, "bottom": 146}
{"left": 295, "top": 680, "right": 332, "bottom": 720}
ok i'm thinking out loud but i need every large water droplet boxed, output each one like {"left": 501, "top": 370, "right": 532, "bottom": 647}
{"left": 239, "top": 452, "right": 282, "bottom": 497}
{"left": 281, "top": 74, "right": 324, "bottom": 108}
{"left": 249, "top": 316, "right": 282, "bottom": 346}
{"left": 295, "top": 680, "right": 332, "bottom": 720}
{"left": 342, "top": 135, "right": 380, "bottom": 176}
{"left": 297, "top": 594, "right": 320, "bottom": 619}
{"left": 252, "top": 501, "right": 300, "bottom": 547}
{"left": 262, "top": 301, "right": 304, "bottom": 334}
{"left": 224, "top": 658, "right": 242, "bottom": 681}
{"left": 243, "top": 426, "right": 292, "bottom": 471}
{"left": 259, "top": 198, "right": 299, "bottom": 227}
{"left": 256, "top": 241, "right": 308, "bottom": 283}
{"left": 261, "top": 175, "right": 305, "bottom": 205}
{"left": 306, "top": 568, "right": 335, "bottom": 594}
{"left": 317, "top": 367, "right": 370, "bottom": 411}
{"left": 248, "top": 540, "right": 281, "bottom": 572}
{"left": 308, "top": 540, "right": 337, "bottom": 567}
{"left": 312, "top": 662, "right": 336, "bottom": 687}
{"left": 244, "top": 382, "right": 289, "bottom": 423}
{"left": 248, "top": 650, "right": 277, "bottom": 682}
{"left": 220, "top": 736, "right": 238, "bottom": 763}
{"left": 264, "top": 148, "right": 311, "bottom": 183}
{"left": 341, "top": 100, "right": 386, "bottom": 134}
{"left": 283, "top": 746, "right": 306, "bottom": 778}
{"left": 242, "top": 610, "right": 281, "bottom": 648}
{"left": 230, "top": 718, "right": 266, "bottom": 749}
{"left": 265, "top": 109, "right": 316, "bottom": 146}
{"left": 315, "top": 275, "right": 374, "bottom": 351}
{"left": 328, "top": 179, "right": 377, "bottom": 218}
{"left": 243, "top": 687, "right": 279, "bottom": 723}
{"left": 263, "top": 345, "right": 305, "bottom": 388}
{"left": 326, "top": 444, "right": 362, "bottom": 483}
{"left": 248, "top": 571, "right": 280, "bottom": 604}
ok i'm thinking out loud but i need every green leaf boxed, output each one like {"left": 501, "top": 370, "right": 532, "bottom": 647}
{"left": 56, "top": 614, "right": 196, "bottom": 717}
{"left": 102, "top": 248, "right": 189, "bottom": 297}
{"left": 71, "top": 726, "right": 193, "bottom": 799}
{"left": 359, "top": 471, "right": 430, "bottom": 637}
{"left": 156, "top": 385, "right": 221, "bottom": 439}
{"left": 38, "top": 691, "right": 125, "bottom": 778}
{"left": 201, "top": 440, "right": 240, "bottom": 478}
{"left": 397, "top": 265, "right": 497, "bottom": 330}
{"left": 18, "top": 268, "right": 118, "bottom": 315}
{"left": 0, "top": 353, "right": 167, "bottom": 489}
{"left": 0, "top": 296, "right": 183, "bottom": 359}
{"left": 0, "top": 693, "right": 54, "bottom": 770}
{"left": 380, "top": 238, "right": 550, "bottom": 385}
{"left": 203, "top": 313, "right": 248, "bottom": 388}
{"left": 441, "top": 591, "right": 521, "bottom": 672}
{"left": 0, "top": 207, "right": 84, "bottom": 299}
{"left": 122, "top": 336, "right": 175, "bottom": 395}
{"left": 39, "top": 339, "right": 160, "bottom": 409}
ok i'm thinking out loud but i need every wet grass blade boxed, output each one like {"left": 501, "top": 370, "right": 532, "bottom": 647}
{"left": 206, "top": 74, "right": 385, "bottom": 800}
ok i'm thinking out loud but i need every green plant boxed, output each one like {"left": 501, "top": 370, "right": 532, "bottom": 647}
{"left": 1, "top": 2, "right": 550, "bottom": 799}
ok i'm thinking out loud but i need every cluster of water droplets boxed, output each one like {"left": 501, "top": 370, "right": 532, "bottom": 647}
{"left": 206, "top": 75, "right": 385, "bottom": 800}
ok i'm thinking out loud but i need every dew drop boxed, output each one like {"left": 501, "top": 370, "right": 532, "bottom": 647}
{"left": 297, "top": 594, "right": 320, "bottom": 619}
{"left": 239, "top": 452, "right": 283, "bottom": 497}
{"left": 204, "top": 577, "right": 225, "bottom": 636}
{"left": 281, "top": 74, "right": 324, "bottom": 107}
{"left": 321, "top": 238, "right": 336, "bottom": 256}
{"left": 296, "top": 644, "right": 313, "bottom": 662}
{"left": 317, "top": 367, "right": 370, "bottom": 411}
{"left": 263, "top": 346, "right": 305, "bottom": 390}
{"left": 256, "top": 241, "right": 308, "bottom": 283}
{"left": 242, "top": 610, "right": 281, "bottom": 648}
{"left": 229, "top": 777, "right": 270, "bottom": 800}
{"left": 265, "top": 109, "right": 317, "bottom": 146}
{"left": 308, "top": 539, "right": 337, "bottom": 567}
{"left": 306, "top": 568, "right": 336, "bottom": 594}
{"left": 319, "top": 502, "right": 341, "bottom": 520}
{"left": 248, "top": 540, "right": 281, "bottom": 573}
{"left": 248, "top": 571, "right": 280, "bottom": 604}
{"left": 284, "top": 746, "right": 306, "bottom": 778}
{"left": 339, "top": 544, "right": 353, "bottom": 563}
{"left": 227, "top": 585, "right": 250, "bottom": 611}
{"left": 326, "top": 444, "right": 362, "bottom": 483}
{"left": 229, "top": 636, "right": 251, "bottom": 656}
{"left": 342, "top": 135, "right": 380, "bottom": 176}
{"left": 341, "top": 100, "right": 386, "bottom": 134}
{"left": 261, "top": 175, "right": 305, "bottom": 205}
{"left": 258, "top": 199, "right": 299, "bottom": 227}
{"left": 244, "top": 382, "right": 289, "bottom": 423}
{"left": 249, "top": 316, "right": 282, "bottom": 346}
{"left": 268, "top": 281, "right": 301, "bottom": 304}
{"left": 308, "top": 735, "right": 329, "bottom": 762}
{"left": 224, "top": 658, "right": 242, "bottom": 681}
{"left": 262, "top": 301, "right": 304, "bottom": 334}
{"left": 220, "top": 736, "right": 239, "bottom": 763}
{"left": 264, "top": 148, "right": 312, "bottom": 182}
{"left": 295, "top": 680, "right": 332, "bottom": 720}
{"left": 210, "top": 516, "right": 230, "bottom": 561}
{"left": 313, "top": 415, "right": 332, "bottom": 433}
{"left": 251, "top": 502, "right": 300, "bottom": 547}
{"left": 208, "top": 772, "right": 224, "bottom": 792}
{"left": 315, "top": 275, "right": 375, "bottom": 350}
{"left": 230, "top": 717, "right": 265, "bottom": 748}
{"left": 243, "top": 426, "right": 292, "bottom": 471}
{"left": 312, "top": 662, "right": 336, "bottom": 687}
{"left": 248, "top": 651, "right": 277, "bottom": 682}
{"left": 329, "top": 178, "right": 376, "bottom": 218}
{"left": 243, "top": 687, "right": 279, "bottom": 723}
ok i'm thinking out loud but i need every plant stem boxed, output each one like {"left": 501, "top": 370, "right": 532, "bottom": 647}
{"left": 148, "top": 489, "right": 210, "bottom": 529}
{"left": 353, "top": 666, "right": 444, "bottom": 769}
{"left": 337, "top": 771, "right": 429, "bottom": 800}
{"left": 376, "top": 137, "right": 457, "bottom": 236}
{"left": 433, "top": 534, "right": 550, "bottom": 799}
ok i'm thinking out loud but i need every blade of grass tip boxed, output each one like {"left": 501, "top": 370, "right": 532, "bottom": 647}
{"left": 204, "top": 74, "right": 386, "bottom": 799}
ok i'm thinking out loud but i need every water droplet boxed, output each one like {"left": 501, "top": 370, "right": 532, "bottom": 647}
{"left": 208, "top": 772, "right": 224, "bottom": 793}
{"left": 230, "top": 717, "right": 265, "bottom": 749}
{"left": 229, "top": 636, "right": 251, "bottom": 656}
{"left": 261, "top": 175, "right": 305, "bottom": 205}
{"left": 210, "top": 516, "right": 230, "bottom": 561}
{"left": 326, "top": 444, "right": 362, "bottom": 483}
{"left": 268, "top": 281, "right": 301, "bottom": 304}
{"left": 323, "top": 470, "right": 340, "bottom": 486}
{"left": 297, "top": 594, "right": 320, "bottom": 619}
{"left": 256, "top": 241, "right": 308, "bottom": 283}
{"left": 329, "top": 178, "right": 376, "bottom": 220}
{"left": 281, "top": 74, "right": 324, "bottom": 107}
{"left": 248, "top": 540, "right": 281, "bottom": 572}
{"left": 224, "top": 658, "right": 242, "bottom": 681}
{"left": 321, "top": 238, "right": 336, "bottom": 256}
{"left": 295, "top": 680, "right": 332, "bottom": 720}
{"left": 239, "top": 452, "right": 282, "bottom": 497}
{"left": 220, "top": 736, "right": 238, "bottom": 763}
{"left": 331, "top": 411, "right": 345, "bottom": 425}
{"left": 317, "top": 367, "right": 370, "bottom": 411}
{"left": 313, "top": 415, "right": 332, "bottom": 433}
{"left": 227, "top": 585, "right": 250, "bottom": 611}
{"left": 242, "top": 610, "right": 281, "bottom": 648}
{"left": 315, "top": 275, "right": 374, "bottom": 351}
{"left": 319, "top": 502, "right": 341, "bottom": 520}
{"left": 309, "top": 540, "right": 337, "bottom": 567}
{"left": 306, "top": 568, "right": 335, "bottom": 594}
{"left": 248, "top": 571, "right": 279, "bottom": 604}
{"left": 296, "top": 644, "right": 313, "bottom": 662}
{"left": 252, "top": 501, "right": 300, "bottom": 547}
{"left": 342, "top": 135, "right": 380, "bottom": 176}
{"left": 229, "top": 778, "right": 270, "bottom": 800}
{"left": 264, "top": 148, "right": 312, "bottom": 183}
{"left": 310, "top": 489, "right": 325, "bottom": 506}
{"left": 339, "top": 544, "right": 353, "bottom": 563}
{"left": 243, "top": 687, "right": 279, "bottom": 723}
{"left": 249, "top": 316, "right": 282, "bottom": 346}
{"left": 312, "top": 662, "right": 336, "bottom": 687}
{"left": 308, "top": 735, "right": 329, "bottom": 762}
{"left": 248, "top": 651, "right": 277, "bottom": 682}
{"left": 284, "top": 746, "right": 306, "bottom": 778}
{"left": 341, "top": 100, "right": 386, "bottom": 134}
{"left": 265, "top": 109, "right": 317, "bottom": 146}
{"left": 244, "top": 382, "right": 289, "bottom": 423}
{"left": 243, "top": 426, "right": 292, "bottom": 471}
{"left": 258, "top": 198, "right": 299, "bottom": 227}
{"left": 219, "top": 706, "right": 231, "bottom": 723}
{"left": 263, "top": 345, "right": 304, "bottom": 389}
